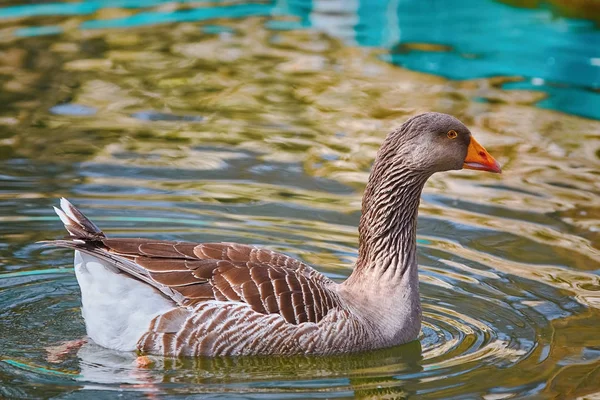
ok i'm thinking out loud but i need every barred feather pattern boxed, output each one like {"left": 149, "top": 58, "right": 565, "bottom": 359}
{"left": 353, "top": 153, "right": 430, "bottom": 279}
{"left": 46, "top": 199, "right": 383, "bottom": 356}
{"left": 138, "top": 303, "right": 376, "bottom": 356}
{"left": 130, "top": 246, "right": 381, "bottom": 355}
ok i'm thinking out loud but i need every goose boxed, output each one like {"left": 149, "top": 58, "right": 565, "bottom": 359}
{"left": 46, "top": 112, "right": 501, "bottom": 357}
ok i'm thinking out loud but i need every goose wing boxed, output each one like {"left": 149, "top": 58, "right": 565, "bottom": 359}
{"left": 49, "top": 199, "right": 340, "bottom": 325}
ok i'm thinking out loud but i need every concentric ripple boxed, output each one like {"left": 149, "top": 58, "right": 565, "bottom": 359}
{"left": 0, "top": 265, "right": 546, "bottom": 398}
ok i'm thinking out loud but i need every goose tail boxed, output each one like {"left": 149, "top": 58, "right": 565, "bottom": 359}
{"left": 53, "top": 198, "right": 105, "bottom": 240}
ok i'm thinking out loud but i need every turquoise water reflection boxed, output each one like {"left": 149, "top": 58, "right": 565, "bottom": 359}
{"left": 2, "top": 0, "right": 598, "bottom": 119}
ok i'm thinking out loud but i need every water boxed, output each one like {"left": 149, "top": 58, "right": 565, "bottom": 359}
{"left": 0, "top": 0, "right": 599, "bottom": 398}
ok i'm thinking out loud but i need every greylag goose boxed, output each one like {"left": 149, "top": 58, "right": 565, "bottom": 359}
{"left": 46, "top": 112, "right": 501, "bottom": 357}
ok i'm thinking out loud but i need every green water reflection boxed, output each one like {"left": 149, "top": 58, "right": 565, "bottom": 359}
{"left": 0, "top": 1, "right": 599, "bottom": 399}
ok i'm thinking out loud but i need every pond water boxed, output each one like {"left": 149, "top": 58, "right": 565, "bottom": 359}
{"left": 1, "top": 0, "right": 599, "bottom": 398}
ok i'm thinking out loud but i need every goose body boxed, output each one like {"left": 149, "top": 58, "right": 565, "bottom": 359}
{"left": 47, "top": 113, "right": 501, "bottom": 356}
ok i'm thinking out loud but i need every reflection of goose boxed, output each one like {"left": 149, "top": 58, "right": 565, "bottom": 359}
{"left": 75, "top": 342, "right": 154, "bottom": 387}
{"left": 74, "top": 339, "right": 422, "bottom": 384}
{"left": 45, "top": 113, "right": 500, "bottom": 357}
{"left": 71, "top": 340, "right": 421, "bottom": 397}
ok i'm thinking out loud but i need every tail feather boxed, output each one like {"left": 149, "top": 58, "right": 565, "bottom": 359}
{"left": 43, "top": 198, "right": 186, "bottom": 305}
{"left": 54, "top": 198, "right": 105, "bottom": 240}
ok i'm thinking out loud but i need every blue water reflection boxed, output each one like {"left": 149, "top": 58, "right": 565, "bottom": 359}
{"left": 2, "top": 0, "right": 599, "bottom": 119}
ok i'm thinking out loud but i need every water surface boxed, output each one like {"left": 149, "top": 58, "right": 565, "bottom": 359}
{"left": 1, "top": 1, "right": 600, "bottom": 399}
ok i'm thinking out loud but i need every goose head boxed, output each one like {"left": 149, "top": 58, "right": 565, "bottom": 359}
{"left": 376, "top": 112, "right": 501, "bottom": 176}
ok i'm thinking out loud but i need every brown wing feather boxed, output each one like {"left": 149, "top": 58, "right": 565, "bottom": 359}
{"left": 49, "top": 198, "right": 340, "bottom": 326}
{"left": 96, "top": 239, "right": 339, "bottom": 324}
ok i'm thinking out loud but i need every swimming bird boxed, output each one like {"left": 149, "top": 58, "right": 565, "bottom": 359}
{"left": 46, "top": 112, "right": 501, "bottom": 357}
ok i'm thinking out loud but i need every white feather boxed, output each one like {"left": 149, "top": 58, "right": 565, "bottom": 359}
{"left": 74, "top": 251, "right": 176, "bottom": 351}
{"left": 60, "top": 197, "right": 78, "bottom": 221}
{"left": 53, "top": 206, "right": 72, "bottom": 226}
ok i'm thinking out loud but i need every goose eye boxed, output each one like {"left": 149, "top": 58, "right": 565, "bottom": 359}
{"left": 447, "top": 130, "right": 458, "bottom": 139}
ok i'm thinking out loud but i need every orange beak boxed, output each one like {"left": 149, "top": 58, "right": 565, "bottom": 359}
{"left": 463, "top": 137, "right": 502, "bottom": 173}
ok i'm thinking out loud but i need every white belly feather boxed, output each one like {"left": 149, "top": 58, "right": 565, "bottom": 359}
{"left": 74, "top": 251, "right": 176, "bottom": 351}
